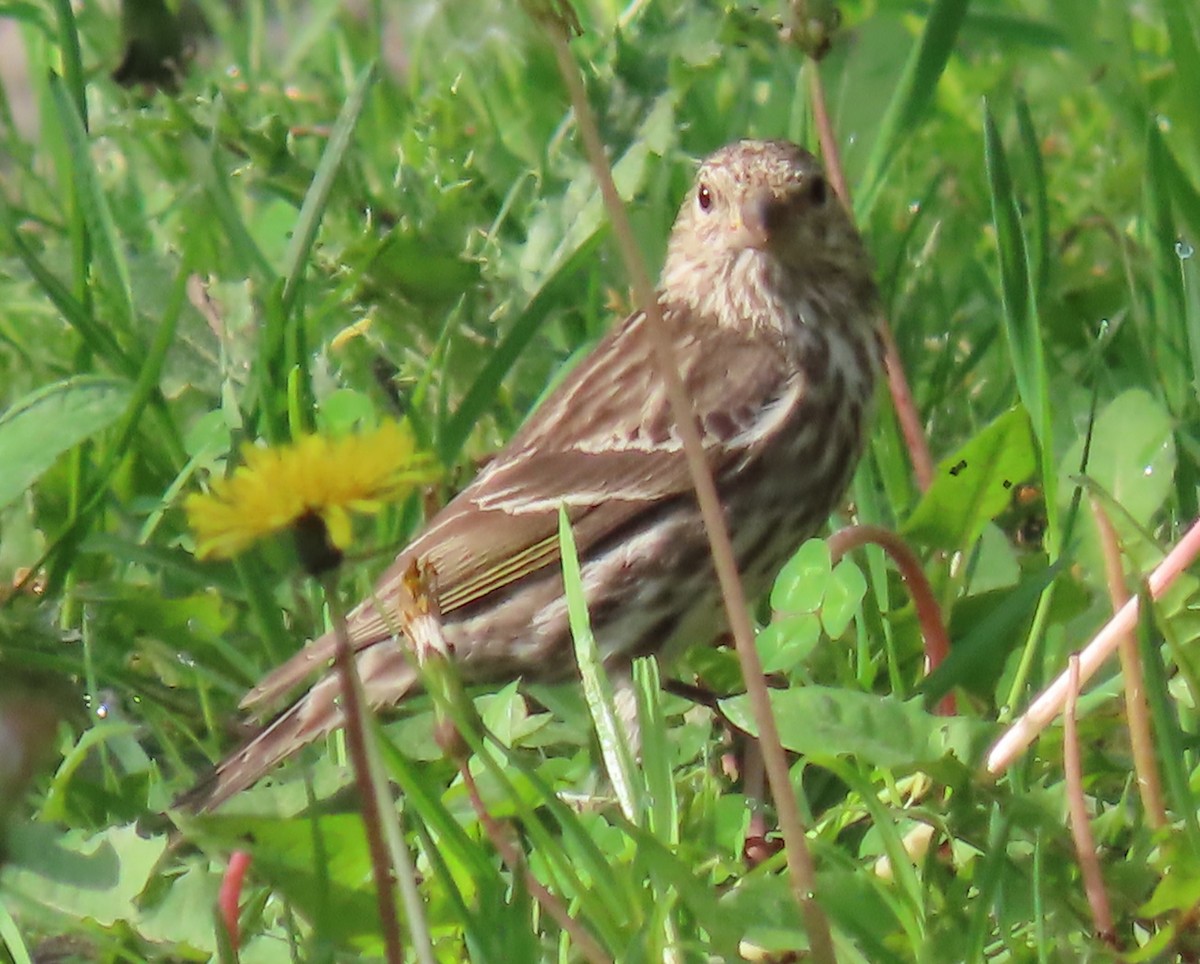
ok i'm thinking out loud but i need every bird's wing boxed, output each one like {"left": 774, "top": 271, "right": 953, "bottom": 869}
{"left": 242, "top": 305, "right": 794, "bottom": 711}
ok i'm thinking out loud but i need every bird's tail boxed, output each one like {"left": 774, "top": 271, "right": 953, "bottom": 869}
{"left": 176, "top": 643, "right": 418, "bottom": 812}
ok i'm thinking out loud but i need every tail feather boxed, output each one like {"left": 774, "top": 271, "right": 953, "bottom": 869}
{"left": 177, "top": 647, "right": 417, "bottom": 812}
{"left": 239, "top": 593, "right": 396, "bottom": 714}
{"left": 238, "top": 632, "right": 339, "bottom": 716}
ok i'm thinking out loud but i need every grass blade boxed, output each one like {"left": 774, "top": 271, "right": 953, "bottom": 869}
{"left": 47, "top": 73, "right": 137, "bottom": 342}
{"left": 280, "top": 62, "right": 376, "bottom": 314}
{"left": 855, "top": 0, "right": 969, "bottom": 221}
{"left": 557, "top": 505, "right": 643, "bottom": 824}
{"left": 1142, "top": 588, "right": 1200, "bottom": 860}
{"left": 438, "top": 229, "right": 605, "bottom": 464}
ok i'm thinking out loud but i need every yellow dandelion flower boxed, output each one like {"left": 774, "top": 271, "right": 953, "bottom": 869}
{"left": 185, "top": 420, "right": 437, "bottom": 563}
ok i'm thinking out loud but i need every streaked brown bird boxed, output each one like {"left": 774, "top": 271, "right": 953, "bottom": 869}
{"left": 182, "top": 139, "right": 883, "bottom": 810}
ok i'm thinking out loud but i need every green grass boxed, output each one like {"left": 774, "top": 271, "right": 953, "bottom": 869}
{"left": 2, "top": 0, "right": 1200, "bottom": 960}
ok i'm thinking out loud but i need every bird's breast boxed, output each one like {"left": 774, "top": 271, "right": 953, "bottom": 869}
{"left": 721, "top": 320, "right": 881, "bottom": 596}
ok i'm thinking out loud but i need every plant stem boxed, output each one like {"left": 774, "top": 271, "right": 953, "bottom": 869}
{"left": 322, "top": 572, "right": 405, "bottom": 964}
{"left": 538, "top": 14, "right": 835, "bottom": 962}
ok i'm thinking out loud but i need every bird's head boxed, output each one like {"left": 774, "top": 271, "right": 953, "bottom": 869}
{"left": 661, "top": 140, "right": 874, "bottom": 331}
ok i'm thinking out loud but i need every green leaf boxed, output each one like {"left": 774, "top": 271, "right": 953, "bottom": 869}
{"left": 720, "top": 686, "right": 993, "bottom": 770}
{"left": 769, "top": 538, "right": 831, "bottom": 614}
{"left": 0, "top": 376, "right": 132, "bottom": 510}
{"left": 1141, "top": 593, "right": 1200, "bottom": 861}
{"left": 1141, "top": 850, "right": 1200, "bottom": 916}
{"left": 3, "top": 823, "right": 166, "bottom": 927}
{"left": 48, "top": 73, "right": 136, "bottom": 339}
{"left": 902, "top": 406, "right": 1037, "bottom": 551}
{"left": 1061, "top": 388, "right": 1175, "bottom": 524}
{"left": 185, "top": 813, "right": 379, "bottom": 942}
{"left": 0, "top": 898, "right": 34, "bottom": 964}
{"left": 984, "top": 105, "right": 1043, "bottom": 430}
{"left": 558, "top": 506, "right": 642, "bottom": 823}
{"left": 280, "top": 62, "right": 376, "bottom": 313}
{"left": 439, "top": 228, "right": 605, "bottom": 464}
{"left": 632, "top": 657, "right": 677, "bottom": 845}
{"left": 356, "top": 231, "right": 482, "bottom": 307}
{"left": 136, "top": 862, "right": 219, "bottom": 952}
{"left": 919, "top": 561, "right": 1062, "bottom": 707}
{"left": 822, "top": 559, "right": 868, "bottom": 637}
{"left": 855, "top": 0, "right": 970, "bottom": 221}
{"left": 756, "top": 614, "right": 822, "bottom": 674}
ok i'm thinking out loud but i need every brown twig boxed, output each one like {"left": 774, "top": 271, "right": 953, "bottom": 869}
{"left": 807, "top": 67, "right": 850, "bottom": 207}
{"left": 1090, "top": 498, "right": 1166, "bottom": 829}
{"left": 537, "top": 15, "right": 835, "bottom": 961}
{"left": 742, "top": 740, "right": 784, "bottom": 868}
{"left": 987, "top": 514, "right": 1200, "bottom": 775}
{"left": 827, "top": 524, "right": 954, "bottom": 715}
{"left": 808, "top": 67, "right": 935, "bottom": 493}
{"left": 1063, "top": 657, "right": 1118, "bottom": 946}
{"left": 460, "top": 762, "right": 612, "bottom": 964}
{"left": 323, "top": 575, "right": 404, "bottom": 964}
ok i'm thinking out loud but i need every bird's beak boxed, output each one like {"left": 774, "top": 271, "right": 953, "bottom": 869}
{"left": 740, "top": 171, "right": 833, "bottom": 252}
{"left": 740, "top": 187, "right": 801, "bottom": 251}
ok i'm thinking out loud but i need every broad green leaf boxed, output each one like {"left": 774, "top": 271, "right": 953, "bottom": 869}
{"left": 770, "top": 538, "right": 831, "bottom": 614}
{"left": 1140, "top": 851, "right": 1200, "bottom": 916}
{"left": 719, "top": 873, "right": 807, "bottom": 955}
{"left": 0, "top": 376, "right": 132, "bottom": 510}
{"left": 1059, "top": 388, "right": 1175, "bottom": 526}
{"left": 722, "top": 866, "right": 904, "bottom": 962}
{"left": 822, "top": 559, "right": 868, "bottom": 637}
{"left": 902, "top": 406, "right": 1037, "bottom": 551}
{"left": 136, "top": 862, "right": 219, "bottom": 952}
{"left": 756, "top": 614, "right": 822, "bottom": 674}
{"left": 720, "top": 686, "right": 993, "bottom": 770}
{"left": 3, "top": 823, "right": 166, "bottom": 927}
{"left": 810, "top": 868, "right": 908, "bottom": 964}
{"left": 188, "top": 813, "right": 383, "bottom": 943}
{"left": 182, "top": 408, "right": 233, "bottom": 463}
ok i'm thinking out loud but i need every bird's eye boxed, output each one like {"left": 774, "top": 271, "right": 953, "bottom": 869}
{"left": 697, "top": 184, "right": 713, "bottom": 212}
{"left": 806, "top": 174, "right": 828, "bottom": 207}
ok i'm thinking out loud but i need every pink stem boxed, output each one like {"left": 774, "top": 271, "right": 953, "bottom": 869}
{"left": 828, "top": 524, "right": 955, "bottom": 715}
{"left": 218, "top": 849, "right": 252, "bottom": 954}
{"left": 987, "top": 515, "right": 1200, "bottom": 775}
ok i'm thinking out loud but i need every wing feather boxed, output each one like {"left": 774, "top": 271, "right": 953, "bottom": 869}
{"left": 242, "top": 303, "right": 794, "bottom": 711}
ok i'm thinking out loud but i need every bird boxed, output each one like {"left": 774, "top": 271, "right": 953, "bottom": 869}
{"left": 181, "top": 138, "right": 884, "bottom": 811}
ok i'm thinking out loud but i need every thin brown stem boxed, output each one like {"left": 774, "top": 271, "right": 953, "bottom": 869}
{"left": 807, "top": 66, "right": 849, "bottom": 207}
{"left": 879, "top": 325, "right": 935, "bottom": 492}
{"left": 460, "top": 762, "right": 612, "bottom": 964}
{"left": 827, "top": 524, "right": 954, "bottom": 715}
{"left": 808, "top": 65, "right": 935, "bottom": 493}
{"left": 539, "top": 15, "right": 835, "bottom": 962}
{"left": 1063, "top": 657, "right": 1118, "bottom": 946}
{"left": 988, "top": 514, "right": 1200, "bottom": 775}
{"left": 1090, "top": 498, "right": 1166, "bottom": 830}
{"left": 323, "top": 574, "right": 404, "bottom": 964}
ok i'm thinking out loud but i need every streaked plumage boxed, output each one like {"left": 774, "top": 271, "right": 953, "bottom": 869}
{"left": 182, "top": 139, "right": 883, "bottom": 811}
